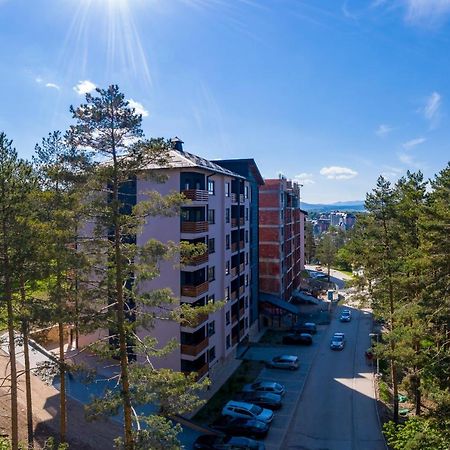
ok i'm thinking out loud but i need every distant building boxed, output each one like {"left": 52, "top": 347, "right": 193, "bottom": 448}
{"left": 258, "top": 177, "right": 306, "bottom": 302}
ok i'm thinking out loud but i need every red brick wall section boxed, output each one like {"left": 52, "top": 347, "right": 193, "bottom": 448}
{"left": 259, "top": 210, "right": 281, "bottom": 225}
{"left": 260, "top": 243, "right": 280, "bottom": 259}
{"left": 259, "top": 261, "right": 280, "bottom": 276}
{"left": 259, "top": 191, "right": 279, "bottom": 208}
{"left": 259, "top": 227, "right": 280, "bottom": 242}
{"left": 260, "top": 278, "right": 280, "bottom": 294}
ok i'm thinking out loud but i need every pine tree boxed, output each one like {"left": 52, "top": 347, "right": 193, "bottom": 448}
{"left": 67, "top": 85, "right": 218, "bottom": 449}
{"left": 0, "top": 133, "right": 34, "bottom": 450}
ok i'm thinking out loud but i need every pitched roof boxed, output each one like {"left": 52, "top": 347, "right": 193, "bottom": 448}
{"left": 144, "top": 149, "right": 245, "bottom": 179}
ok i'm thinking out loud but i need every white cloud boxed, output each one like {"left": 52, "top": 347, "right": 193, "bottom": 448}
{"left": 294, "top": 172, "right": 315, "bottom": 185}
{"left": 45, "top": 82, "right": 60, "bottom": 90}
{"left": 35, "top": 77, "right": 43, "bottom": 84}
{"left": 404, "top": 0, "right": 450, "bottom": 23}
{"left": 127, "top": 99, "right": 149, "bottom": 117}
{"left": 319, "top": 166, "right": 358, "bottom": 180}
{"left": 402, "top": 137, "right": 426, "bottom": 149}
{"left": 73, "top": 80, "right": 96, "bottom": 95}
{"left": 423, "top": 91, "right": 441, "bottom": 120}
{"left": 375, "top": 124, "right": 394, "bottom": 137}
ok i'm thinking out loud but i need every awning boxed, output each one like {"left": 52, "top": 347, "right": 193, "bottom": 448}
{"left": 292, "top": 290, "right": 319, "bottom": 305}
{"left": 259, "top": 293, "right": 301, "bottom": 315}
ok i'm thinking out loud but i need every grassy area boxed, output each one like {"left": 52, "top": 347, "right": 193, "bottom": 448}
{"left": 193, "top": 359, "right": 266, "bottom": 424}
{"left": 332, "top": 267, "right": 354, "bottom": 278}
{"left": 259, "top": 329, "right": 285, "bottom": 345}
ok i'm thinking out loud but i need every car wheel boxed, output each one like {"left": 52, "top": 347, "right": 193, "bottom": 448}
{"left": 290, "top": 366, "right": 297, "bottom": 371}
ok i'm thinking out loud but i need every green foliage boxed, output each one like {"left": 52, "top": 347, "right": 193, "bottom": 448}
{"left": 383, "top": 417, "right": 450, "bottom": 450}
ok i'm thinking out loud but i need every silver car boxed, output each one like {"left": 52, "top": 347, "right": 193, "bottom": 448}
{"left": 330, "top": 332, "right": 345, "bottom": 350}
{"left": 266, "top": 355, "right": 299, "bottom": 370}
{"left": 242, "top": 380, "right": 286, "bottom": 396}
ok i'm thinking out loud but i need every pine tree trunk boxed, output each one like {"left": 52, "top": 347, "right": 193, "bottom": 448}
{"left": 21, "top": 320, "right": 34, "bottom": 449}
{"left": 58, "top": 321, "right": 67, "bottom": 443}
{"left": 414, "top": 374, "right": 421, "bottom": 416}
{"left": 113, "top": 154, "right": 134, "bottom": 449}
{"left": 20, "top": 277, "right": 34, "bottom": 450}
{"left": 2, "top": 216, "right": 18, "bottom": 450}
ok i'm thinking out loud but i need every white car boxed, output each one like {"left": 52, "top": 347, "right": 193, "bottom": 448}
{"left": 222, "top": 400, "right": 274, "bottom": 423}
{"left": 242, "top": 380, "right": 285, "bottom": 396}
{"left": 330, "top": 332, "right": 345, "bottom": 350}
{"left": 340, "top": 310, "right": 351, "bottom": 322}
{"left": 266, "top": 355, "right": 299, "bottom": 370}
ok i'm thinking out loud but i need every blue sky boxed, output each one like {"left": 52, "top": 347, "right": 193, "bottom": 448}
{"left": 0, "top": 0, "right": 449, "bottom": 202}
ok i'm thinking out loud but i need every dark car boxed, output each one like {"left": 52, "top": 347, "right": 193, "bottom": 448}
{"left": 193, "top": 434, "right": 265, "bottom": 449}
{"left": 282, "top": 333, "right": 313, "bottom": 345}
{"left": 236, "top": 392, "right": 282, "bottom": 410}
{"left": 242, "top": 381, "right": 285, "bottom": 396}
{"left": 210, "top": 416, "right": 269, "bottom": 439}
{"left": 291, "top": 322, "right": 317, "bottom": 334}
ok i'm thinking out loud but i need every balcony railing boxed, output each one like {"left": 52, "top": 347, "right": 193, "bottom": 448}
{"left": 182, "top": 312, "right": 208, "bottom": 328}
{"left": 193, "top": 363, "right": 209, "bottom": 380}
{"left": 182, "top": 189, "right": 208, "bottom": 202}
{"left": 239, "top": 286, "right": 245, "bottom": 295}
{"left": 231, "top": 218, "right": 238, "bottom": 227}
{"left": 231, "top": 290, "right": 238, "bottom": 300}
{"left": 239, "top": 217, "right": 245, "bottom": 225}
{"left": 181, "top": 221, "right": 208, "bottom": 233}
{"left": 231, "top": 193, "right": 237, "bottom": 203}
{"left": 239, "top": 263, "right": 245, "bottom": 272}
{"left": 181, "top": 281, "right": 209, "bottom": 297}
{"left": 231, "top": 266, "right": 238, "bottom": 277}
{"left": 181, "top": 337, "right": 209, "bottom": 357}
{"left": 240, "top": 194, "right": 244, "bottom": 203}
{"left": 182, "top": 252, "right": 208, "bottom": 266}
{"left": 231, "top": 242, "right": 238, "bottom": 252}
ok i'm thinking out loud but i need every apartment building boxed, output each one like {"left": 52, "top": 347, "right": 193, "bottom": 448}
{"left": 259, "top": 176, "right": 306, "bottom": 304}
{"left": 213, "top": 159, "right": 264, "bottom": 334}
{"left": 135, "top": 139, "right": 253, "bottom": 382}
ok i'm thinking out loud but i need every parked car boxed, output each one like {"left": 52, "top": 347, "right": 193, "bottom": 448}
{"left": 222, "top": 401, "right": 274, "bottom": 423}
{"left": 291, "top": 322, "right": 317, "bottom": 334}
{"left": 266, "top": 355, "right": 299, "bottom": 370}
{"left": 340, "top": 310, "right": 351, "bottom": 322}
{"left": 282, "top": 333, "right": 313, "bottom": 345}
{"left": 193, "top": 434, "right": 265, "bottom": 449}
{"left": 242, "top": 380, "right": 285, "bottom": 396}
{"left": 236, "top": 392, "right": 282, "bottom": 410}
{"left": 330, "top": 332, "right": 345, "bottom": 350}
{"left": 209, "top": 417, "right": 269, "bottom": 439}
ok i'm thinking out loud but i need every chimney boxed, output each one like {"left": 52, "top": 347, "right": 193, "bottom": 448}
{"left": 171, "top": 136, "right": 184, "bottom": 152}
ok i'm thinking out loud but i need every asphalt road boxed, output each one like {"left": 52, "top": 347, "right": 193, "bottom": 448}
{"left": 283, "top": 305, "right": 386, "bottom": 450}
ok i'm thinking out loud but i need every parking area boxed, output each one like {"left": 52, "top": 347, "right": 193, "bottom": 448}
{"left": 240, "top": 325, "right": 328, "bottom": 450}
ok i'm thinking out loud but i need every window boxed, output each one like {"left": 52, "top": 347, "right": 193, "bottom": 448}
{"left": 208, "top": 294, "right": 215, "bottom": 303}
{"left": 245, "top": 274, "right": 249, "bottom": 286}
{"left": 226, "top": 234, "right": 230, "bottom": 250}
{"left": 208, "top": 209, "right": 215, "bottom": 224}
{"left": 225, "top": 287, "right": 230, "bottom": 301}
{"left": 225, "top": 182, "right": 230, "bottom": 197}
{"left": 245, "top": 317, "right": 248, "bottom": 329}
{"left": 208, "top": 266, "right": 215, "bottom": 281}
{"left": 245, "top": 296, "right": 249, "bottom": 308}
{"left": 226, "top": 335, "right": 231, "bottom": 349}
{"left": 245, "top": 230, "right": 249, "bottom": 243}
{"left": 225, "top": 208, "right": 230, "bottom": 224}
{"left": 208, "top": 238, "right": 215, "bottom": 254}
{"left": 208, "top": 346, "right": 216, "bottom": 362}
{"left": 225, "top": 261, "right": 230, "bottom": 275}
{"left": 208, "top": 179, "right": 215, "bottom": 195}
{"left": 226, "top": 311, "right": 230, "bottom": 325}
{"left": 245, "top": 185, "right": 249, "bottom": 199}
{"left": 245, "top": 208, "right": 249, "bottom": 221}
{"left": 207, "top": 321, "right": 215, "bottom": 337}
{"left": 245, "top": 252, "right": 249, "bottom": 265}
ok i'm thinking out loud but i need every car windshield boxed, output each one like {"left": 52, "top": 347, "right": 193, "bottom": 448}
{"left": 250, "top": 405, "right": 263, "bottom": 414}
{"left": 333, "top": 336, "right": 343, "bottom": 342}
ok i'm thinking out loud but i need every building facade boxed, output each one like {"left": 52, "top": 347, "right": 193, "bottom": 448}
{"left": 213, "top": 159, "right": 264, "bottom": 332}
{"left": 136, "top": 140, "right": 254, "bottom": 382}
{"left": 259, "top": 176, "right": 306, "bottom": 302}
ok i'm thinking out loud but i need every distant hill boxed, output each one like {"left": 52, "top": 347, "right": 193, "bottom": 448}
{"left": 301, "top": 200, "right": 365, "bottom": 212}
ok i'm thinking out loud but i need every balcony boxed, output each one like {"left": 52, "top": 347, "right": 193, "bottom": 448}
{"left": 181, "top": 312, "right": 208, "bottom": 328}
{"left": 240, "top": 194, "right": 244, "bottom": 203}
{"left": 239, "top": 307, "right": 245, "bottom": 317}
{"left": 239, "top": 263, "right": 245, "bottom": 272}
{"left": 181, "top": 281, "right": 209, "bottom": 297}
{"left": 231, "top": 242, "right": 238, "bottom": 252}
{"left": 232, "top": 336, "right": 238, "bottom": 346}
{"left": 231, "top": 266, "right": 238, "bottom": 277}
{"left": 239, "top": 286, "right": 245, "bottom": 295}
{"left": 182, "top": 252, "right": 208, "bottom": 266}
{"left": 231, "top": 193, "right": 237, "bottom": 203}
{"left": 193, "top": 363, "right": 209, "bottom": 380}
{"left": 182, "top": 189, "right": 208, "bottom": 202}
{"left": 231, "top": 218, "right": 238, "bottom": 228}
{"left": 232, "top": 314, "right": 238, "bottom": 324}
{"left": 239, "top": 217, "right": 245, "bottom": 225}
{"left": 181, "top": 221, "right": 208, "bottom": 233}
{"left": 181, "top": 337, "right": 209, "bottom": 357}
{"left": 231, "top": 290, "right": 238, "bottom": 301}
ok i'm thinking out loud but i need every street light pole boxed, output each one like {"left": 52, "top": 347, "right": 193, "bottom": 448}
{"left": 369, "top": 333, "right": 379, "bottom": 375}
